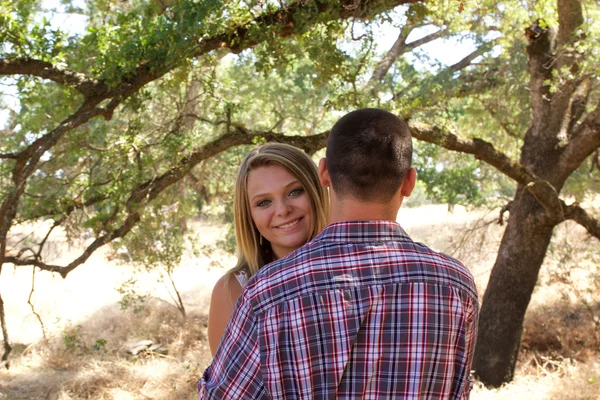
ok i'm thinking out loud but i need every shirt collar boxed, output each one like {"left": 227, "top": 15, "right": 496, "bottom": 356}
{"left": 313, "top": 220, "right": 411, "bottom": 243}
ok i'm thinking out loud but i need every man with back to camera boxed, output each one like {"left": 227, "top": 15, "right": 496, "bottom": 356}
{"left": 198, "top": 108, "right": 479, "bottom": 399}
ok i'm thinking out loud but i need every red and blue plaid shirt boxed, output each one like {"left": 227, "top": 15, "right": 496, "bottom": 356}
{"left": 198, "top": 221, "right": 479, "bottom": 399}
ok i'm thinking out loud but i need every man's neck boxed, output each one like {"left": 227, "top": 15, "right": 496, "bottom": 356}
{"left": 329, "top": 197, "right": 401, "bottom": 223}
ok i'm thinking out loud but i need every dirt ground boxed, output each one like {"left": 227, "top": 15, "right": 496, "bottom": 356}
{"left": 0, "top": 203, "right": 598, "bottom": 399}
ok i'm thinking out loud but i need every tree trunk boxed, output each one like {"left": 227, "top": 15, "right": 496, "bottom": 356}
{"left": 474, "top": 2, "right": 591, "bottom": 383}
{"left": 473, "top": 187, "right": 556, "bottom": 386}
{"left": 0, "top": 289, "right": 11, "bottom": 368}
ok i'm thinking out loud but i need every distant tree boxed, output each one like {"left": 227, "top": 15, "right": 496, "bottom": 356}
{"left": 1, "top": 0, "right": 599, "bottom": 387}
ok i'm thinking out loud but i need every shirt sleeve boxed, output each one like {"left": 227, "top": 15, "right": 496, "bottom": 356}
{"left": 461, "top": 295, "right": 480, "bottom": 399}
{"left": 198, "top": 294, "right": 270, "bottom": 399}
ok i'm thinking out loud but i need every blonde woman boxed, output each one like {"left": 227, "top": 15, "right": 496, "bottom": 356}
{"left": 207, "top": 143, "right": 329, "bottom": 355}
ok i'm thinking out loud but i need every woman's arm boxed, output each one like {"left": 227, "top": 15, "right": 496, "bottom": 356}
{"left": 208, "top": 273, "right": 244, "bottom": 356}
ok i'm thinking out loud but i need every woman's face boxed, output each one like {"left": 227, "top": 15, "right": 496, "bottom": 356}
{"left": 246, "top": 164, "right": 312, "bottom": 259}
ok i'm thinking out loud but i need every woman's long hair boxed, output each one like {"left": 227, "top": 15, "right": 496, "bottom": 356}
{"left": 229, "top": 143, "right": 329, "bottom": 279}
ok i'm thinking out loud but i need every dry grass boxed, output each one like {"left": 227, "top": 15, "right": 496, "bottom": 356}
{"left": 471, "top": 358, "right": 599, "bottom": 400}
{"left": 1, "top": 300, "right": 211, "bottom": 400}
{"left": 1, "top": 203, "right": 599, "bottom": 399}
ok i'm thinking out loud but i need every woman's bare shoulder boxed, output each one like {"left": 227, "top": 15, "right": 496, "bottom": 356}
{"left": 208, "top": 271, "right": 244, "bottom": 355}
{"left": 211, "top": 272, "right": 243, "bottom": 307}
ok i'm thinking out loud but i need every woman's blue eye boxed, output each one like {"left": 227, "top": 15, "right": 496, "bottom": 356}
{"left": 257, "top": 199, "right": 271, "bottom": 207}
{"left": 289, "top": 188, "right": 304, "bottom": 197}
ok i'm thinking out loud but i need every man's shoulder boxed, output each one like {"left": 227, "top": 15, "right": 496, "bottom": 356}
{"left": 242, "top": 240, "right": 323, "bottom": 309}
{"left": 406, "top": 240, "right": 477, "bottom": 297}
{"left": 256, "top": 239, "right": 320, "bottom": 279}
{"left": 410, "top": 239, "right": 465, "bottom": 267}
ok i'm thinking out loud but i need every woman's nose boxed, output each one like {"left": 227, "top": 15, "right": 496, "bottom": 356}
{"left": 275, "top": 199, "right": 292, "bottom": 216}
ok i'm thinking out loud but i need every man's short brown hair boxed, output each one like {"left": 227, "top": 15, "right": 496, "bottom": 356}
{"left": 326, "top": 108, "right": 412, "bottom": 202}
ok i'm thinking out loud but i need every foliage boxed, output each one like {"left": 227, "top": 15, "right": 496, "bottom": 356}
{"left": 562, "top": 160, "right": 600, "bottom": 202}
{"left": 62, "top": 324, "right": 84, "bottom": 352}
{"left": 92, "top": 338, "right": 107, "bottom": 353}
{"left": 112, "top": 186, "right": 201, "bottom": 316}
{"left": 116, "top": 277, "right": 149, "bottom": 314}
{"left": 414, "top": 142, "right": 483, "bottom": 208}
{"left": 402, "top": 180, "right": 430, "bottom": 208}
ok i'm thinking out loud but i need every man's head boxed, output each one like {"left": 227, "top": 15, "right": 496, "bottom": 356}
{"left": 321, "top": 108, "right": 415, "bottom": 207}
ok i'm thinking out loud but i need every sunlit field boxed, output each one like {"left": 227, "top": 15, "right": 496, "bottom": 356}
{"left": 1, "top": 203, "right": 598, "bottom": 399}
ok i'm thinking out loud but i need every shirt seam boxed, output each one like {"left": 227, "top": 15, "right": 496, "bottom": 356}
{"left": 251, "top": 280, "right": 478, "bottom": 317}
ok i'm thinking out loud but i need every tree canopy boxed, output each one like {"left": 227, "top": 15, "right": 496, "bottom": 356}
{"left": 1, "top": 0, "right": 599, "bottom": 385}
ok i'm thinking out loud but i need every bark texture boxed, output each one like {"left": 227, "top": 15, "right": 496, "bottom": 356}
{"left": 473, "top": 190, "right": 555, "bottom": 385}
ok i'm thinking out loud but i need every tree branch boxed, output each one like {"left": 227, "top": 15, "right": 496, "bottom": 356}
{"left": 558, "top": 100, "right": 600, "bottom": 180}
{"left": 0, "top": 99, "right": 120, "bottom": 265}
{"left": 557, "top": 0, "right": 584, "bottom": 49}
{"left": 525, "top": 3, "right": 585, "bottom": 151}
{"left": 0, "top": 58, "right": 106, "bottom": 97}
{"left": 126, "top": 126, "right": 329, "bottom": 209}
{"left": 0, "top": 152, "right": 19, "bottom": 160}
{"left": 0, "top": 107, "right": 18, "bottom": 135}
{"left": 405, "top": 27, "right": 450, "bottom": 51}
{"left": 25, "top": 193, "right": 111, "bottom": 222}
{"left": 369, "top": 24, "right": 450, "bottom": 84}
{"left": 448, "top": 40, "right": 498, "bottom": 72}
{"left": 121, "top": 0, "right": 420, "bottom": 98}
{"left": 558, "top": 76, "right": 592, "bottom": 148}
{"left": 563, "top": 201, "right": 600, "bottom": 240}
{"left": 369, "top": 26, "right": 411, "bottom": 84}
{"left": 5, "top": 208, "right": 141, "bottom": 277}
{"left": 409, "top": 121, "right": 563, "bottom": 220}
{"left": 590, "top": 150, "right": 600, "bottom": 182}
{"left": 409, "top": 121, "right": 534, "bottom": 184}
{"left": 394, "top": 40, "right": 497, "bottom": 100}
{"left": 3, "top": 257, "right": 64, "bottom": 273}
{"left": 446, "top": 67, "right": 503, "bottom": 100}
{"left": 6, "top": 128, "right": 329, "bottom": 275}
{"left": 525, "top": 21, "right": 554, "bottom": 142}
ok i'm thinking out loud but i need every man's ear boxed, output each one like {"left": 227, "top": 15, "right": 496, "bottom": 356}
{"left": 318, "top": 158, "right": 331, "bottom": 188}
{"left": 400, "top": 168, "right": 417, "bottom": 197}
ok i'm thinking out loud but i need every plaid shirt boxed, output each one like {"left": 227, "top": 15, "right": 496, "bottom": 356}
{"left": 198, "top": 221, "right": 479, "bottom": 399}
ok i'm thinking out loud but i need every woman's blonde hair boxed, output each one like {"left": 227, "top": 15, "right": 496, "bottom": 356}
{"left": 229, "top": 143, "right": 329, "bottom": 279}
